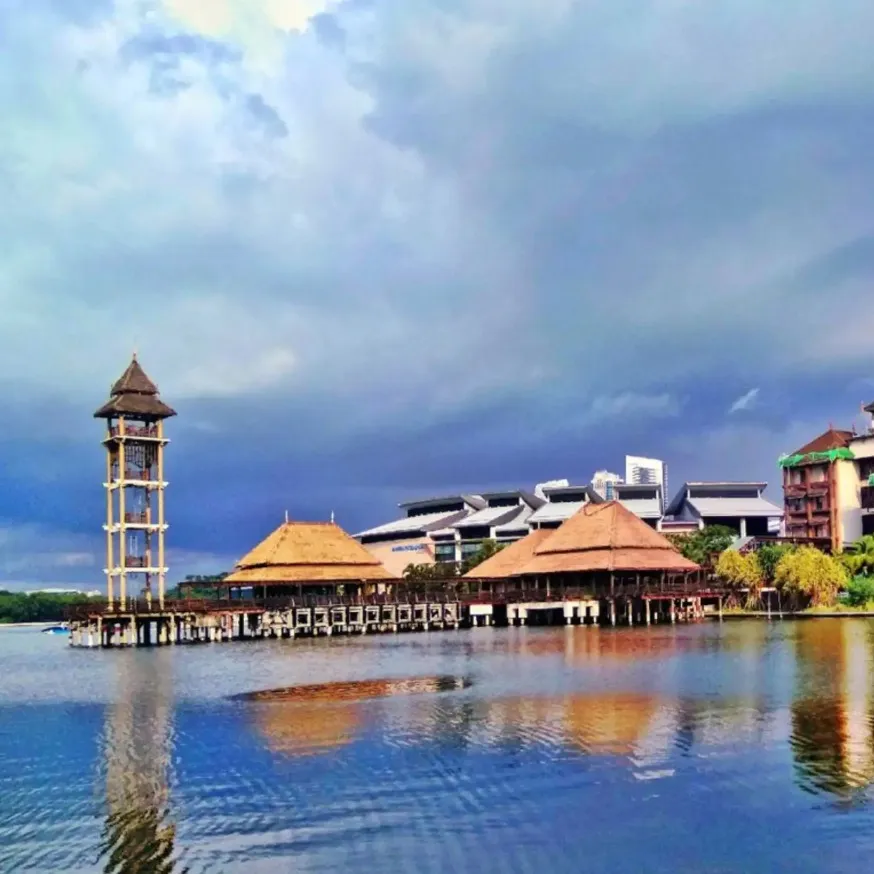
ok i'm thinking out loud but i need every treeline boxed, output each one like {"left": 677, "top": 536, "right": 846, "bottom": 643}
{"left": 0, "top": 591, "right": 98, "bottom": 624}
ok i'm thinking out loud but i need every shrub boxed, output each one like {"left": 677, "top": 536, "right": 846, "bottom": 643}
{"left": 715, "top": 550, "right": 764, "bottom": 607}
{"left": 774, "top": 546, "right": 848, "bottom": 609}
{"left": 757, "top": 544, "right": 795, "bottom": 583}
{"left": 845, "top": 575, "right": 874, "bottom": 608}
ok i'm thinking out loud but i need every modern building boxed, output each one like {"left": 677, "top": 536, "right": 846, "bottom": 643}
{"left": 664, "top": 482, "right": 783, "bottom": 538}
{"left": 591, "top": 470, "right": 623, "bottom": 501}
{"left": 354, "top": 495, "right": 485, "bottom": 575}
{"left": 853, "top": 430, "right": 874, "bottom": 538}
{"left": 615, "top": 483, "right": 663, "bottom": 529}
{"left": 527, "top": 484, "right": 604, "bottom": 529}
{"left": 781, "top": 418, "right": 874, "bottom": 549}
{"left": 625, "top": 456, "right": 668, "bottom": 512}
{"left": 450, "top": 491, "right": 544, "bottom": 563}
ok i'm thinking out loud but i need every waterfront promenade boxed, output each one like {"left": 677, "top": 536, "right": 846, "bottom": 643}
{"left": 65, "top": 575, "right": 725, "bottom": 648}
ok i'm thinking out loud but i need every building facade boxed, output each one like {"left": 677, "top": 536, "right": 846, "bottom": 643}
{"left": 780, "top": 428, "right": 873, "bottom": 550}
{"left": 664, "top": 482, "right": 783, "bottom": 538}
{"left": 354, "top": 495, "right": 485, "bottom": 576}
{"left": 625, "top": 456, "right": 668, "bottom": 512}
{"left": 591, "top": 470, "right": 623, "bottom": 501}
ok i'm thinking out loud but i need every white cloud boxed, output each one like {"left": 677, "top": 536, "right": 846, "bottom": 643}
{"left": 729, "top": 387, "right": 760, "bottom": 414}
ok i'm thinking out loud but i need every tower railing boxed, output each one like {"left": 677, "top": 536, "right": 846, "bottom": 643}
{"left": 109, "top": 425, "right": 161, "bottom": 439}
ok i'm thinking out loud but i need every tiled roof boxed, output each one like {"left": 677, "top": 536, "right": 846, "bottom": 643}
{"left": 792, "top": 428, "right": 854, "bottom": 456}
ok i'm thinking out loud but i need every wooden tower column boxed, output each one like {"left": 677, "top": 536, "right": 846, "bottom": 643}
{"left": 96, "top": 356, "right": 176, "bottom": 612}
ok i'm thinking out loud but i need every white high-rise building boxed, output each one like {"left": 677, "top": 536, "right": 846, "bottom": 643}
{"left": 591, "top": 470, "right": 624, "bottom": 501}
{"left": 625, "top": 456, "right": 668, "bottom": 511}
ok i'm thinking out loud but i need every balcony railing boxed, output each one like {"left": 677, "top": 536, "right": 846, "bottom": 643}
{"left": 124, "top": 556, "right": 149, "bottom": 568}
{"left": 124, "top": 512, "right": 150, "bottom": 524}
{"left": 109, "top": 425, "right": 160, "bottom": 439}
{"left": 862, "top": 486, "right": 874, "bottom": 511}
{"left": 122, "top": 468, "right": 157, "bottom": 481}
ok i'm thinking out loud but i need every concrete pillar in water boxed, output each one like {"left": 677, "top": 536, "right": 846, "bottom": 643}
{"left": 645, "top": 599, "right": 651, "bottom": 626}
{"left": 610, "top": 600, "right": 616, "bottom": 626}
{"left": 627, "top": 601, "right": 634, "bottom": 626}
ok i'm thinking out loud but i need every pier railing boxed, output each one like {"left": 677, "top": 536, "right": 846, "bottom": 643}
{"left": 65, "top": 577, "right": 730, "bottom": 621}
{"left": 64, "top": 590, "right": 464, "bottom": 620}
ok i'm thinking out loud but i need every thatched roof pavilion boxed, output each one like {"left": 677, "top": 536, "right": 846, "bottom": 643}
{"left": 464, "top": 501, "right": 698, "bottom": 585}
{"left": 223, "top": 521, "right": 397, "bottom": 592}
{"left": 521, "top": 501, "right": 698, "bottom": 575}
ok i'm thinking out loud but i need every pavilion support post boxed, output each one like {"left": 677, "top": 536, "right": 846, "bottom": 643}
{"left": 670, "top": 599, "right": 676, "bottom": 624}
{"left": 645, "top": 598, "right": 651, "bottom": 626}
{"left": 610, "top": 600, "right": 616, "bottom": 626}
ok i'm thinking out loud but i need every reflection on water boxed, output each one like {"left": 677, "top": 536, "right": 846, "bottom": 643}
{"left": 8, "top": 622, "right": 874, "bottom": 872}
{"left": 791, "top": 621, "right": 874, "bottom": 799}
{"left": 248, "top": 675, "right": 471, "bottom": 756}
{"left": 98, "top": 651, "right": 185, "bottom": 874}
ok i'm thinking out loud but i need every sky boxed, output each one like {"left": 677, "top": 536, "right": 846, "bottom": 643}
{"left": 2, "top": 0, "right": 874, "bottom": 589}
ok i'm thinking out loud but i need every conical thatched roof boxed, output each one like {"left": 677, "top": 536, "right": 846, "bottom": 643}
{"left": 465, "top": 502, "right": 698, "bottom": 578}
{"left": 464, "top": 529, "right": 553, "bottom": 579}
{"left": 224, "top": 521, "right": 397, "bottom": 585}
{"left": 521, "top": 502, "right": 699, "bottom": 575}
{"left": 95, "top": 355, "right": 176, "bottom": 420}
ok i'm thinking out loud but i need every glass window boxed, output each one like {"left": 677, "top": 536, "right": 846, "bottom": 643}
{"left": 434, "top": 543, "right": 456, "bottom": 563}
{"left": 461, "top": 541, "right": 483, "bottom": 560}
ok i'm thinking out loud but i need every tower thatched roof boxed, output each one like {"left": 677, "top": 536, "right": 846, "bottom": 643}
{"left": 95, "top": 355, "right": 176, "bottom": 420}
{"left": 224, "top": 521, "right": 398, "bottom": 585}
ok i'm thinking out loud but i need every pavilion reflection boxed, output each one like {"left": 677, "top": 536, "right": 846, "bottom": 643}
{"left": 249, "top": 675, "right": 469, "bottom": 757}
{"left": 98, "top": 650, "right": 184, "bottom": 874}
{"left": 791, "top": 621, "right": 874, "bottom": 799}
{"left": 389, "top": 691, "right": 679, "bottom": 760}
{"left": 511, "top": 623, "right": 768, "bottom": 665}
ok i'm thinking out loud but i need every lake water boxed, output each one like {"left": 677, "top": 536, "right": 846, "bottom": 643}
{"left": 3, "top": 619, "right": 874, "bottom": 873}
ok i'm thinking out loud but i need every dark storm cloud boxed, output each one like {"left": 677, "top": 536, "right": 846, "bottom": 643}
{"left": 2, "top": 0, "right": 874, "bottom": 582}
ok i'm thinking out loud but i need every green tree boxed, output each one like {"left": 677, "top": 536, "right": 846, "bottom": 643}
{"left": 845, "top": 575, "right": 874, "bottom": 608}
{"left": 461, "top": 539, "right": 504, "bottom": 574}
{"left": 839, "top": 535, "right": 874, "bottom": 577}
{"left": 757, "top": 543, "right": 795, "bottom": 584}
{"left": 715, "top": 550, "right": 764, "bottom": 608}
{"left": 774, "top": 546, "right": 847, "bottom": 609}
{"left": 0, "top": 591, "right": 98, "bottom": 624}
{"left": 667, "top": 525, "right": 737, "bottom": 566}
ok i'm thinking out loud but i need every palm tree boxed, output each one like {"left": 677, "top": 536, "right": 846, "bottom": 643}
{"left": 841, "top": 535, "right": 874, "bottom": 577}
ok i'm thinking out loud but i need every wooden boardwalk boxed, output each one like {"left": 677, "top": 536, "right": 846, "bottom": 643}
{"left": 66, "top": 581, "right": 724, "bottom": 648}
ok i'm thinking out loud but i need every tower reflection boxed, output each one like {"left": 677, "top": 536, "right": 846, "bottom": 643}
{"left": 98, "top": 650, "right": 184, "bottom": 874}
